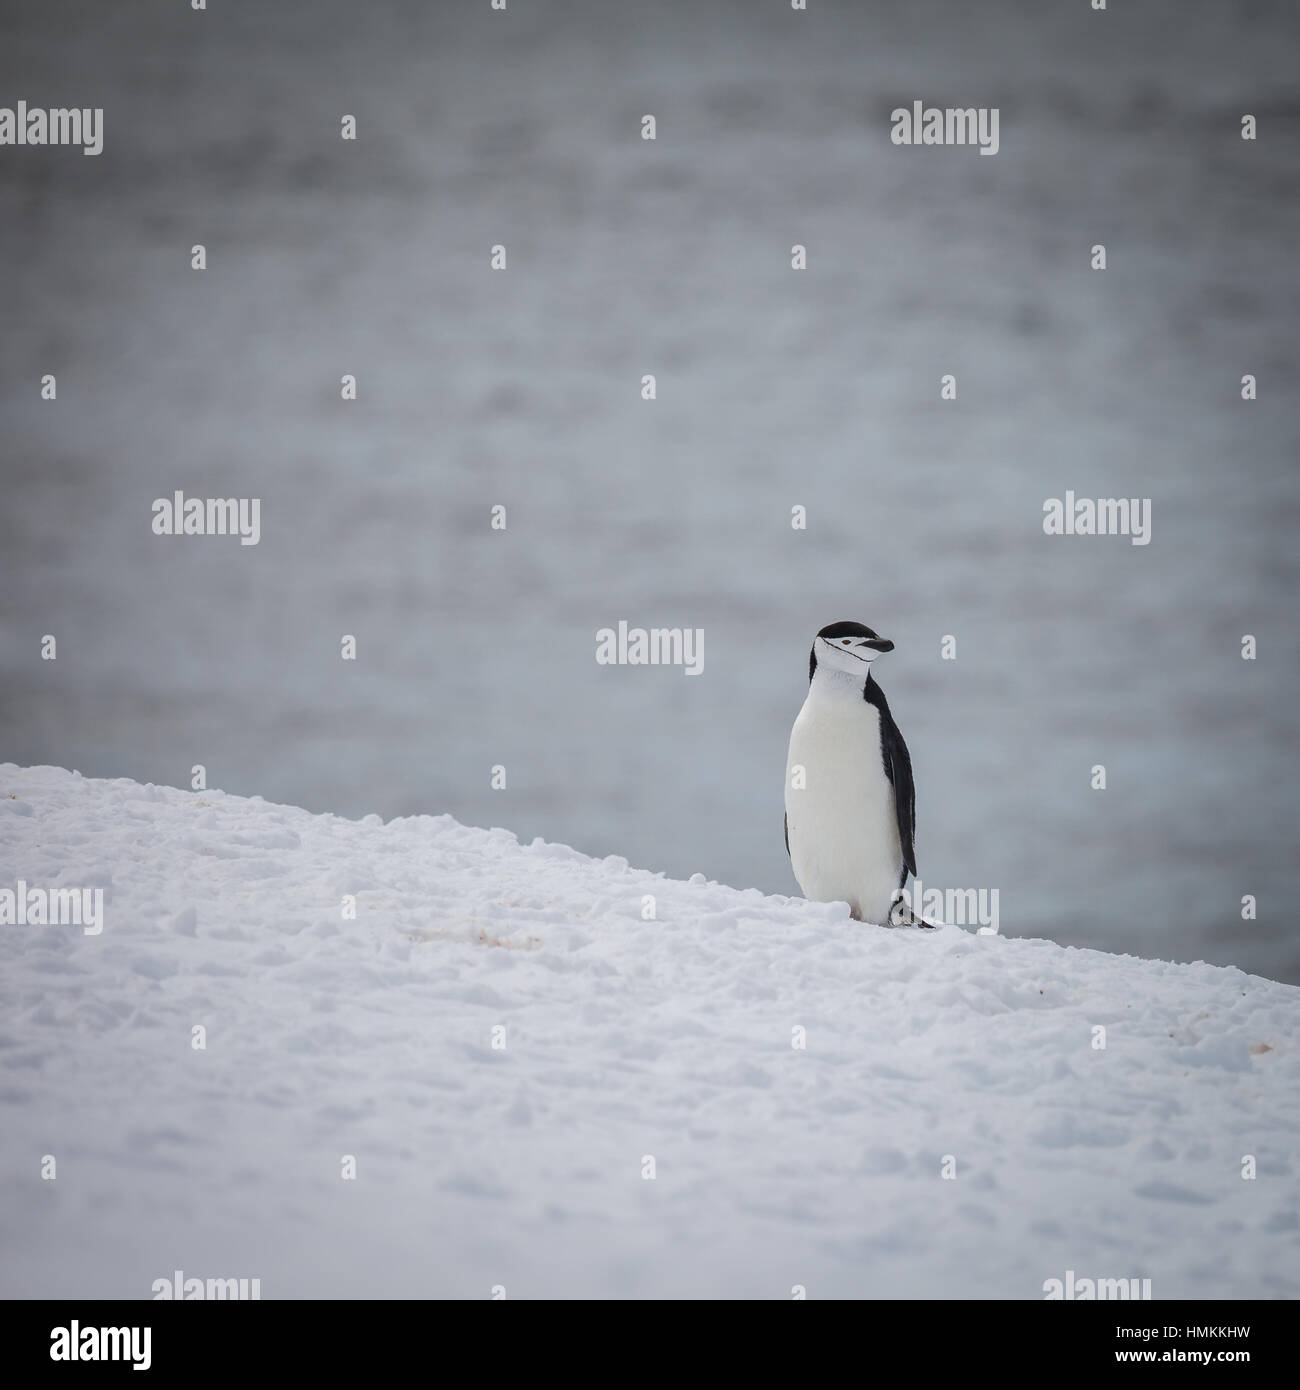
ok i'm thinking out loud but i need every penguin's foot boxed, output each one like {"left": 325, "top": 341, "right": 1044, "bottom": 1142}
{"left": 887, "top": 899, "right": 939, "bottom": 930}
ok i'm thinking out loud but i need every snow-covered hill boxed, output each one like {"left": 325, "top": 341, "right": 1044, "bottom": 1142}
{"left": 1, "top": 763, "right": 1297, "bottom": 1299}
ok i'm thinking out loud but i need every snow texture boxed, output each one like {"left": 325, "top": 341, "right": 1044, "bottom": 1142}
{"left": 1, "top": 762, "right": 1298, "bottom": 1299}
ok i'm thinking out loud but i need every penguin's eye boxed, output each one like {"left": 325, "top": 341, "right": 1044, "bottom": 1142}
{"left": 841, "top": 639, "right": 851, "bottom": 645}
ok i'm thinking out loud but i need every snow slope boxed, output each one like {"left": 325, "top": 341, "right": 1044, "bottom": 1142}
{"left": 1, "top": 762, "right": 1297, "bottom": 1299}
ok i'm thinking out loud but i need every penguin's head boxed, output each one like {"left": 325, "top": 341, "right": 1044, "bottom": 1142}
{"left": 810, "top": 620, "right": 894, "bottom": 682}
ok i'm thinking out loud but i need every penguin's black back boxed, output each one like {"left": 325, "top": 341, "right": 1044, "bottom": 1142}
{"left": 863, "top": 674, "right": 918, "bottom": 882}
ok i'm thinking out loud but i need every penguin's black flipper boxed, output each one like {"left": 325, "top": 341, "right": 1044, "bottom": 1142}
{"left": 784, "top": 812, "right": 789, "bottom": 858}
{"left": 863, "top": 677, "right": 917, "bottom": 878}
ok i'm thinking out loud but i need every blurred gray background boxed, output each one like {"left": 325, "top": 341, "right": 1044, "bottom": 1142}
{"left": 2, "top": 0, "right": 1297, "bottom": 980}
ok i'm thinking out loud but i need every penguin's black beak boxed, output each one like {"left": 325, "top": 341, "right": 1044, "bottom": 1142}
{"left": 863, "top": 638, "right": 893, "bottom": 653}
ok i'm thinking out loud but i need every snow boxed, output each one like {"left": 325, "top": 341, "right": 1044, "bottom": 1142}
{"left": 1, "top": 762, "right": 1298, "bottom": 1299}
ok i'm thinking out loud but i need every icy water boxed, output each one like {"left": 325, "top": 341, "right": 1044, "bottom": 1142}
{"left": 2, "top": 0, "right": 1298, "bottom": 980}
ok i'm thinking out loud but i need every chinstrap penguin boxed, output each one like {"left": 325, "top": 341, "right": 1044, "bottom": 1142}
{"left": 784, "top": 620, "right": 934, "bottom": 928}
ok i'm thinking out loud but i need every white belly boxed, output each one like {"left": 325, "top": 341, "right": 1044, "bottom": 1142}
{"left": 784, "top": 688, "right": 903, "bottom": 924}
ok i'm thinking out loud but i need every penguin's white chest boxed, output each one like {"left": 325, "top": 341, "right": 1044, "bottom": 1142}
{"left": 784, "top": 685, "right": 903, "bottom": 924}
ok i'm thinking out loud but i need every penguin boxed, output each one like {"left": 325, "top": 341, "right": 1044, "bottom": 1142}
{"left": 784, "top": 620, "right": 934, "bottom": 928}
